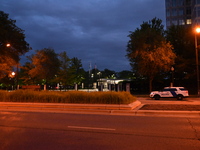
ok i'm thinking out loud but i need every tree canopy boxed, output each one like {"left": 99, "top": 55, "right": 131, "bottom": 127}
{"left": 126, "top": 18, "right": 176, "bottom": 91}
{"left": 28, "top": 48, "right": 60, "bottom": 85}
{"left": 166, "top": 25, "right": 196, "bottom": 83}
{"left": 0, "top": 11, "right": 30, "bottom": 78}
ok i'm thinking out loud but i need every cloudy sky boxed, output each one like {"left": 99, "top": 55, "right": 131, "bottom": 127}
{"left": 1, "top": 0, "right": 166, "bottom": 72}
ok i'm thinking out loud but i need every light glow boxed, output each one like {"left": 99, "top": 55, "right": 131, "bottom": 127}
{"left": 6, "top": 43, "right": 11, "bottom": 47}
{"left": 196, "top": 28, "right": 200, "bottom": 33}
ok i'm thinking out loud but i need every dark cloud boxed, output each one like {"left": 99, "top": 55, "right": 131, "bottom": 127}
{"left": 1, "top": 0, "right": 165, "bottom": 71}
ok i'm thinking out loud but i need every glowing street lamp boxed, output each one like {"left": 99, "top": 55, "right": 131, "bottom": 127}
{"left": 196, "top": 28, "right": 200, "bottom": 33}
{"left": 6, "top": 43, "right": 11, "bottom": 47}
{"left": 11, "top": 72, "right": 15, "bottom": 76}
{"left": 6, "top": 44, "right": 19, "bottom": 89}
{"left": 195, "top": 27, "right": 200, "bottom": 96}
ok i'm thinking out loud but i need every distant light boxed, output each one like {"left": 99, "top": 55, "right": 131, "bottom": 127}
{"left": 11, "top": 72, "right": 15, "bottom": 76}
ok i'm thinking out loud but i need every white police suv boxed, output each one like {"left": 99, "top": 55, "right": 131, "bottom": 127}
{"left": 150, "top": 87, "right": 189, "bottom": 100}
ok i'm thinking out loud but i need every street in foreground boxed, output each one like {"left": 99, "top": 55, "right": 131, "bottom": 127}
{"left": 0, "top": 111, "right": 200, "bottom": 150}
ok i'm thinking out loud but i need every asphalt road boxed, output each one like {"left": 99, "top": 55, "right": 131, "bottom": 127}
{"left": 0, "top": 111, "right": 200, "bottom": 150}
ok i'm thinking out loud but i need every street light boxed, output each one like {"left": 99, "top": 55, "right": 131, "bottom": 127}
{"left": 6, "top": 43, "right": 19, "bottom": 90}
{"left": 11, "top": 72, "right": 15, "bottom": 76}
{"left": 170, "top": 66, "right": 174, "bottom": 87}
{"left": 10, "top": 72, "right": 15, "bottom": 90}
{"left": 195, "top": 27, "right": 200, "bottom": 96}
{"left": 6, "top": 43, "right": 11, "bottom": 47}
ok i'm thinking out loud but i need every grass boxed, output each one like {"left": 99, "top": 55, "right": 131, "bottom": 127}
{"left": 0, "top": 90, "right": 136, "bottom": 104}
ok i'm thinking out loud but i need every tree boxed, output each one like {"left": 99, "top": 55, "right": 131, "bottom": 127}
{"left": 126, "top": 18, "right": 176, "bottom": 92}
{"left": 118, "top": 70, "right": 133, "bottom": 79}
{"left": 70, "top": 57, "right": 85, "bottom": 85}
{"left": 28, "top": 48, "right": 60, "bottom": 89}
{"left": 0, "top": 11, "right": 30, "bottom": 78}
{"left": 166, "top": 25, "right": 196, "bottom": 87}
{"left": 20, "top": 62, "right": 35, "bottom": 85}
{"left": 101, "top": 69, "right": 116, "bottom": 79}
{"left": 56, "top": 51, "right": 74, "bottom": 88}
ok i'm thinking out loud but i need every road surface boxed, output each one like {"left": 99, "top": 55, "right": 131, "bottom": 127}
{"left": 0, "top": 111, "right": 200, "bottom": 150}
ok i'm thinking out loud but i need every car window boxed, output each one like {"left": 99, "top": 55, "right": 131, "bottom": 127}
{"left": 180, "top": 88, "right": 187, "bottom": 91}
{"left": 169, "top": 88, "right": 177, "bottom": 91}
{"left": 163, "top": 89, "right": 170, "bottom": 91}
{"left": 163, "top": 88, "right": 177, "bottom": 91}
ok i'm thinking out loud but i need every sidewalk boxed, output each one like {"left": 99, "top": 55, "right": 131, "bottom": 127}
{"left": 0, "top": 97, "right": 200, "bottom": 117}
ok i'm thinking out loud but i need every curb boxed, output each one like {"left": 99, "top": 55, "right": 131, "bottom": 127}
{"left": 133, "top": 110, "right": 200, "bottom": 117}
{"left": 0, "top": 100, "right": 141, "bottom": 111}
{"left": 1, "top": 101, "right": 200, "bottom": 117}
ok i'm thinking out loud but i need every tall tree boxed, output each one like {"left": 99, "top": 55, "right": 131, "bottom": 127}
{"left": 166, "top": 25, "right": 196, "bottom": 85}
{"left": 20, "top": 62, "right": 35, "bottom": 85}
{"left": 56, "top": 51, "right": 74, "bottom": 87}
{"left": 70, "top": 57, "right": 85, "bottom": 85}
{"left": 0, "top": 11, "right": 30, "bottom": 78}
{"left": 28, "top": 48, "right": 60, "bottom": 89}
{"left": 126, "top": 18, "right": 176, "bottom": 92}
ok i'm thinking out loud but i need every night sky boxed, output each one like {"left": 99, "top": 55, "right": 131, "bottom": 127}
{"left": 1, "top": 0, "right": 166, "bottom": 72}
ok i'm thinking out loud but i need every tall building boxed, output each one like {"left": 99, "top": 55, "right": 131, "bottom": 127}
{"left": 165, "top": 0, "right": 200, "bottom": 28}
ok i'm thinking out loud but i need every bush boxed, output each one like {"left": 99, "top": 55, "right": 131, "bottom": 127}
{"left": 0, "top": 90, "right": 136, "bottom": 104}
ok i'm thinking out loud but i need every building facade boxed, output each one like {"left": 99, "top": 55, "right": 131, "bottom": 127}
{"left": 165, "top": 0, "right": 200, "bottom": 28}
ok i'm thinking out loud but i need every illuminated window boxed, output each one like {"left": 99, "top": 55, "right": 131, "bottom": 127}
{"left": 186, "top": 19, "right": 192, "bottom": 24}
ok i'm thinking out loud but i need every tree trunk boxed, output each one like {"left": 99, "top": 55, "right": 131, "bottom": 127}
{"left": 149, "top": 77, "right": 153, "bottom": 93}
{"left": 44, "top": 84, "right": 46, "bottom": 91}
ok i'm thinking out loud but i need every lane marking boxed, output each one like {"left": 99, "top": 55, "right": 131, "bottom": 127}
{"left": 68, "top": 126, "right": 116, "bottom": 131}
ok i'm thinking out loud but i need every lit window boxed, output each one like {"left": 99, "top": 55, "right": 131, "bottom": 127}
{"left": 186, "top": 19, "right": 192, "bottom": 24}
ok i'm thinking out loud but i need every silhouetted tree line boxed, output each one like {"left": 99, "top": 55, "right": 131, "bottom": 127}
{"left": 0, "top": 11, "right": 198, "bottom": 94}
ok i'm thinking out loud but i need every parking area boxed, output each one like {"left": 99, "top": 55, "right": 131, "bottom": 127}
{"left": 136, "top": 97, "right": 200, "bottom": 105}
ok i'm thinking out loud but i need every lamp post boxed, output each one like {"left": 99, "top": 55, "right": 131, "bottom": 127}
{"left": 170, "top": 66, "right": 174, "bottom": 87}
{"left": 10, "top": 72, "right": 15, "bottom": 90}
{"left": 6, "top": 43, "right": 19, "bottom": 90}
{"left": 195, "top": 27, "right": 200, "bottom": 96}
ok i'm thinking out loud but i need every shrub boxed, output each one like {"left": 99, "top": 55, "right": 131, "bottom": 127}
{"left": 0, "top": 90, "right": 136, "bottom": 104}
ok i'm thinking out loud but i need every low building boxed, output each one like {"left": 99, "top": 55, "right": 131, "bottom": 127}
{"left": 96, "top": 78, "right": 132, "bottom": 92}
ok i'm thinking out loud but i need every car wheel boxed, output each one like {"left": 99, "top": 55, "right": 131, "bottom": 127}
{"left": 177, "top": 95, "right": 183, "bottom": 100}
{"left": 154, "top": 95, "right": 160, "bottom": 100}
